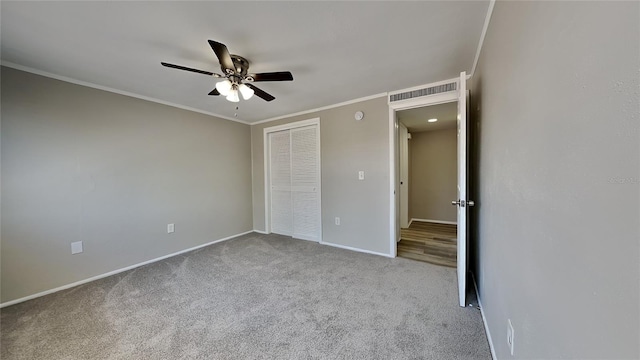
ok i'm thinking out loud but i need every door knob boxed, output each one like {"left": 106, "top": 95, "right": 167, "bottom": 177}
{"left": 452, "top": 200, "right": 466, "bottom": 207}
{"left": 452, "top": 200, "right": 475, "bottom": 207}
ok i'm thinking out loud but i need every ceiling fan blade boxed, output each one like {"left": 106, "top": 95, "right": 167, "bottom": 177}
{"left": 249, "top": 71, "right": 294, "bottom": 82}
{"left": 161, "top": 62, "right": 220, "bottom": 76}
{"left": 208, "top": 89, "right": 220, "bottom": 96}
{"left": 245, "top": 83, "right": 275, "bottom": 102}
{"left": 208, "top": 40, "right": 235, "bottom": 73}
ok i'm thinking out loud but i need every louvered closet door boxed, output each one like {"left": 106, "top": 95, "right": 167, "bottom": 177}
{"left": 269, "top": 130, "right": 292, "bottom": 236}
{"left": 291, "top": 125, "right": 320, "bottom": 241}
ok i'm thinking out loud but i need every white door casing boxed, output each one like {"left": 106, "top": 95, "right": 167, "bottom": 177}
{"left": 399, "top": 123, "right": 410, "bottom": 229}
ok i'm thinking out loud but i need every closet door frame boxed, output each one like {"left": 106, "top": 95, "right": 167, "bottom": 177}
{"left": 263, "top": 118, "right": 321, "bottom": 241}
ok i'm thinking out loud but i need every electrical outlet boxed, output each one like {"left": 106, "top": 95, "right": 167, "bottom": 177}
{"left": 167, "top": 223, "right": 175, "bottom": 233}
{"left": 71, "top": 241, "right": 83, "bottom": 255}
{"left": 335, "top": 217, "right": 340, "bottom": 226}
{"left": 507, "top": 318, "right": 515, "bottom": 356}
{"left": 358, "top": 171, "right": 365, "bottom": 180}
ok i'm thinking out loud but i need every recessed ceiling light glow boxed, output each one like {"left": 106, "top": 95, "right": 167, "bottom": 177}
{"left": 427, "top": 118, "right": 438, "bottom": 123}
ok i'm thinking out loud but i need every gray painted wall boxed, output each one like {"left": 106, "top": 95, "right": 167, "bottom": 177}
{"left": 470, "top": 2, "right": 639, "bottom": 358}
{"left": 409, "top": 128, "right": 457, "bottom": 223}
{"left": 1, "top": 67, "right": 253, "bottom": 303}
{"left": 251, "top": 97, "right": 391, "bottom": 255}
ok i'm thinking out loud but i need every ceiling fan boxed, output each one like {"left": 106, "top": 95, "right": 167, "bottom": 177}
{"left": 161, "top": 40, "right": 293, "bottom": 102}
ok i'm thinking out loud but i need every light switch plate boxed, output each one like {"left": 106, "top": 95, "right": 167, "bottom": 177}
{"left": 167, "top": 223, "right": 175, "bottom": 233}
{"left": 71, "top": 241, "right": 83, "bottom": 254}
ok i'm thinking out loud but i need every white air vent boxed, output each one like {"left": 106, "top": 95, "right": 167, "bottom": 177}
{"left": 389, "top": 82, "right": 457, "bottom": 102}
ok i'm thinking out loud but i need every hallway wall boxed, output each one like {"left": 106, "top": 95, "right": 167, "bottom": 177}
{"left": 409, "top": 128, "right": 457, "bottom": 223}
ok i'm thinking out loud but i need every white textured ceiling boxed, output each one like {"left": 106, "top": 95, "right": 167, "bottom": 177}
{"left": 0, "top": 1, "right": 490, "bottom": 123}
{"left": 398, "top": 101, "right": 458, "bottom": 133}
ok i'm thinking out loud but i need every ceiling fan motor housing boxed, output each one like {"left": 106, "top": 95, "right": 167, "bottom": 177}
{"left": 228, "top": 55, "right": 250, "bottom": 80}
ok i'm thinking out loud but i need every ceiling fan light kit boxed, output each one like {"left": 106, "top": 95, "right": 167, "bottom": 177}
{"left": 215, "top": 79, "right": 232, "bottom": 96}
{"left": 161, "top": 40, "right": 293, "bottom": 103}
{"left": 238, "top": 83, "right": 254, "bottom": 100}
{"left": 226, "top": 85, "right": 240, "bottom": 102}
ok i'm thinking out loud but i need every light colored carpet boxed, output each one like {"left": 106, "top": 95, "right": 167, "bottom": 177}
{"left": 1, "top": 233, "right": 491, "bottom": 359}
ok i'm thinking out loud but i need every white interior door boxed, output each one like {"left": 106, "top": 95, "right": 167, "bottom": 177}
{"left": 269, "top": 130, "right": 292, "bottom": 236}
{"left": 399, "top": 123, "right": 409, "bottom": 228}
{"left": 455, "top": 71, "right": 471, "bottom": 307}
{"left": 267, "top": 122, "right": 321, "bottom": 241}
{"left": 291, "top": 126, "right": 321, "bottom": 241}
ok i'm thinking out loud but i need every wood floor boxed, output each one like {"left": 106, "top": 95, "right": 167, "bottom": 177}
{"left": 398, "top": 221, "right": 457, "bottom": 268}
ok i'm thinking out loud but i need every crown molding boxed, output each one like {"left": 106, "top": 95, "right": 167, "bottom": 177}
{"left": 469, "top": 0, "right": 496, "bottom": 79}
{"left": 251, "top": 93, "right": 388, "bottom": 126}
{"left": 0, "top": 61, "right": 249, "bottom": 125}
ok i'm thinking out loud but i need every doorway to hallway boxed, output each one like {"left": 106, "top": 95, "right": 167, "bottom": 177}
{"left": 389, "top": 71, "right": 472, "bottom": 307}
{"left": 396, "top": 101, "right": 458, "bottom": 266}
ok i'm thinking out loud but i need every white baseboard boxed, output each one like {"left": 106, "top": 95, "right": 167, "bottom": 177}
{"left": 472, "top": 272, "right": 497, "bottom": 360}
{"left": 319, "top": 241, "right": 393, "bottom": 258}
{"left": 410, "top": 218, "right": 457, "bottom": 225}
{"left": 253, "top": 229, "right": 268, "bottom": 234}
{"left": 0, "top": 230, "right": 253, "bottom": 308}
